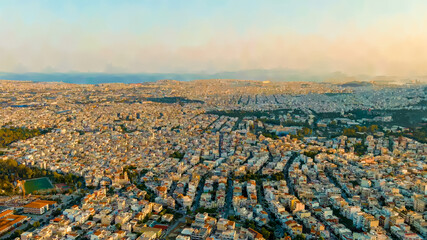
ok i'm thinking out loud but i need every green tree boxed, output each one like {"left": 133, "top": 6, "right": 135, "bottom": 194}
{"left": 295, "top": 234, "right": 306, "bottom": 240}
{"left": 11, "top": 229, "right": 23, "bottom": 238}
{"left": 52, "top": 208, "right": 62, "bottom": 217}
{"left": 369, "top": 125, "right": 378, "bottom": 133}
{"left": 25, "top": 168, "right": 33, "bottom": 179}
{"left": 354, "top": 142, "right": 367, "bottom": 156}
{"left": 343, "top": 128, "right": 356, "bottom": 137}
{"left": 115, "top": 223, "right": 121, "bottom": 230}
{"left": 260, "top": 227, "right": 271, "bottom": 239}
{"left": 170, "top": 151, "right": 185, "bottom": 160}
{"left": 33, "top": 221, "right": 41, "bottom": 228}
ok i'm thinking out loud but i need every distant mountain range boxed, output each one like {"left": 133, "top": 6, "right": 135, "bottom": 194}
{"left": 339, "top": 81, "right": 373, "bottom": 88}
{"left": 0, "top": 70, "right": 333, "bottom": 84}
{"left": 0, "top": 70, "right": 425, "bottom": 84}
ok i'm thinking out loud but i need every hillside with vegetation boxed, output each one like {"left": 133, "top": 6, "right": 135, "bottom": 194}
{"left": 0, "top": 127, "right": 48, "bottom": 148}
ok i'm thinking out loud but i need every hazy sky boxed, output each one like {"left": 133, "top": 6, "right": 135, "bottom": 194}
{"left": 1, "top": 0, "right": 427, "bottom": 75}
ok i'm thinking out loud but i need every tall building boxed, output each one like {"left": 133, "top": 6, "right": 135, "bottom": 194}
{"left": 413, "top": 194, "right": 426, "bottom": 213}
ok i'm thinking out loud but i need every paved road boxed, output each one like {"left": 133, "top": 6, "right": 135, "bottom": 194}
{"left": 222, "top": 175, "right": 234, "bottom": 218}
{"left": 161, "top": 216, "right": 186, "bottom": 239}
{"left": 256, "top": 178, "right": 285, "bottom": 238}
{"left": 283, "top": 151, "right": 298, "bottom": 195}
{"left": 192, "top": 176, "right": 206, "bottom": 212}
{"left": 325, "top": 169, "right": 350, "bottom": 201}
{"left": 218, "top": 133, "right": 223, "bottom": 156}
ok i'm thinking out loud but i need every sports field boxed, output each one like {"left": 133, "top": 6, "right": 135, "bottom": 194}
{"left": 24, "top": 177, "right": 54, "bottom": 194}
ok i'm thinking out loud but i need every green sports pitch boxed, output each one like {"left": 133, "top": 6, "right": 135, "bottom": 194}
{"left": 24, "top": 177, "right": 54, "bottom": 194}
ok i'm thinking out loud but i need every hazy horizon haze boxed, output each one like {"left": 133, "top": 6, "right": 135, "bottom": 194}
{"left": 1, "top": 0, "right": 427, "bottom": 78}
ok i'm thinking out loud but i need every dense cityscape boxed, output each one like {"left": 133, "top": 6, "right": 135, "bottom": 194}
{"left": 2, "top": 1, "right": 427, "bottom": 239}
{"left": 0, "top": 79, "right": 426, "bottom": 240}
